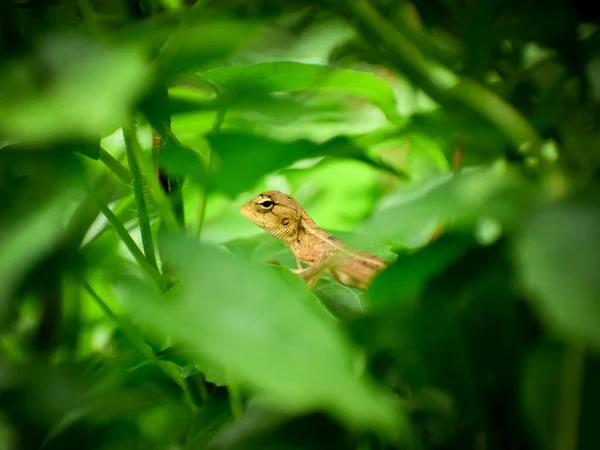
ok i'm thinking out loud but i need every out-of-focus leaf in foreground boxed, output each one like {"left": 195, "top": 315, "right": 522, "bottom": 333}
{"left": 515, "top": 192, "right": 600, "bottom": 349}
{"left": 225, "top": 228, "right": 392, "bottom": 319}
{"left": 0, "top": 34, "right": 149, "bottom": 144}
{"left": 199, "top": 61, "right": 402, "bottom": 124}
{"left": 0, "top": 190, "right": 72, "bottom": 325}
{"left": 159, "top": 20, "right": 259, "bottom": 79}
{"left": 117, "top": 233, "right": 404, "bottom": 437}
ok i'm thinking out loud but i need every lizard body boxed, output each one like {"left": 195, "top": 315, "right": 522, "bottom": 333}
{"left": 240, "top": 190, "right": 387, "bottom": 289}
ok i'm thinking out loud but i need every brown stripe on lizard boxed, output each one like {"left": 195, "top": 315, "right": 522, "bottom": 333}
{"left": 240, "top": 190, "right": 387, "bottom": 289}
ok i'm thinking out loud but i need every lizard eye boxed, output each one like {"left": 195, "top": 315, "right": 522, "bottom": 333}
{"left": 255, "top": 199, "right": 274, "bottom": 211}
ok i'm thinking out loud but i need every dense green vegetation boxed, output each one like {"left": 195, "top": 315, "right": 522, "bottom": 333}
{"left": 1, "top": 0, "right": 600, "bottom": 448}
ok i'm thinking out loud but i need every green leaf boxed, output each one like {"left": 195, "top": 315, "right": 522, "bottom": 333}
{"left": 224, "top": 232, "right": 296, "bottom": 268}
{"left": 313, "top": 278, "right": 366, "bottom": 319}
{"left": 1, "top": 138, "right": 100, "bottom": 160}
{"left": 159, "top": 20, "right": 258, "bottom": 79}
{"left": 0, "top": 34, "right": 150, "bottom": 144}
{"left": 156, "top": 141, "right": 207, "bottom": 186}
{"left": 364, "top": 171, "right": 452, "bottom": 248}
{"left": 116, "top": 13, "right": 258, "bottom": 79}
{"left": 365, "top": 163, "right": 532, "bottom": 247}
{"left": 199, "top": 61, "right": 402, "bottom": 123}
{"left": 153, "top": 344, "right": 228, "bottom": 385}
{"left": 225, "top": 229, "right": 392, "bottom": 319}
{"left": 0, "top": 190, "right": 72, "bottom": 325}
{"left": 207, "top": 132, "right": 368, "bottom": 197}
{"left": 401, "top": 111, "right": 507, "bottom": 166}
{"left": 349, "top": 241, "right": 521, "bottom": 437}
{"left": 117, "top": 233, "right": 404, "bottom": 437}
{"left": 138, "top": 81, "right": 173, "bottom": 139}
{"left": 515, "top": 194, "right": 600, "bottom": 348}
{"left": 333, "top": 230, "right": 398, "bottom": 263}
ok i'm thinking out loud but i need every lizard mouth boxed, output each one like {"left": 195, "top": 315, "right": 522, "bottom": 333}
{"left": 240, "top": 201, "right": 264, "bottom": 227}
{"left": 240, "top": 202, "right": 252, "bottom": 218}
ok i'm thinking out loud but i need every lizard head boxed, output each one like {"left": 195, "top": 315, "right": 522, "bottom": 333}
{"left": 240, "top": 190, "right": 303, "bottom": 241}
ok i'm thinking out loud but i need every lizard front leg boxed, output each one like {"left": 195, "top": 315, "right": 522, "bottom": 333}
{"left": 291, "top": 253, "right": 343, "bottom": 288}
{"left": 292, "top": 265, "right": 324, "bottom": 288}
{"left": 291, "top": 259, "right": 322, "bottom": 288}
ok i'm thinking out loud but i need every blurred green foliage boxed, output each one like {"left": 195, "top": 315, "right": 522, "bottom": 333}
{"left": 1, "top": 0, "right": 600, "bottom": 449}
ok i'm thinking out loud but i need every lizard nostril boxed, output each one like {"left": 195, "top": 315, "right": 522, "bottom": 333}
{"left": 281, "top": 218, "right": 290, "bottom": 226}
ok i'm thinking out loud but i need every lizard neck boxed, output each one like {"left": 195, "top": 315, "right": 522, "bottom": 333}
{"left": 287, "top": 211, "right": 343, "bottom": 264}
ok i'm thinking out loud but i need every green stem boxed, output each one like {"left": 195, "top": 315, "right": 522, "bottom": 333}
{"left": 345, "top": 0, "right": 542, "bottom": 157}
{"left": 123, "top": 119, "right": 180, "bottom": 233}
{"left": 66, "top": 168, "right": 125, "bottom": 250}
{"left": 99, "top": 147, "right": 132, "bottom": 185}
{"left": 79, "top": 193, "right": 138, "bottom": 249}
{"left": 122, "top": 119, "right": 158, "bottom": 270}
{"left": 556, "top": 341, "right": 585, "bottom": 450}
{"left": 95, "top": 196, "right": 165, "bottom": 288}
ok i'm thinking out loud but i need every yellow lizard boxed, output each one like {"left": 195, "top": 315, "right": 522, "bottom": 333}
{"left": 240, "top": 190, "right": 388, "bottom": 289}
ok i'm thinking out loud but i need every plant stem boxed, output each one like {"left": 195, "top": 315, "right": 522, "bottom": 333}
{"left": 95, "top": 196, "right": 165, "bottom": 288}
{"left": 123, "top": 119, "right": 181, "bottom": 233}
{"left": 99, "top": 147, "right": 132, "bottom": 185}
{"left": 122, "top": 119, "right": 158, "bottom": 270}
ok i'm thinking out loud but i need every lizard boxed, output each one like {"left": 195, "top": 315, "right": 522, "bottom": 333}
{"left": 240, "top": 190, "right": 388, "bottom": 289}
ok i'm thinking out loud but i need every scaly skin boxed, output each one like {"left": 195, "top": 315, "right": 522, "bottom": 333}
{"left": 240, "top": 190, "right": 387, "bottom": 289}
